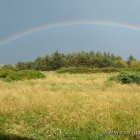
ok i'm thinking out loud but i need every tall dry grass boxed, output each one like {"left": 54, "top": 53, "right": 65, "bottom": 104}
{"left": 0, "top": 71, "right": 140, "bottom": 139}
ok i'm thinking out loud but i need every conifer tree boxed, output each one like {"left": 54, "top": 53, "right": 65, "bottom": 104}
{"left": 126, "top": 54, "right": 136, "bottom": 66}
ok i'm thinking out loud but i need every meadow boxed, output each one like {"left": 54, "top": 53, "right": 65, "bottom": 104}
{"left": 0, "top": 71, "right": 140, "bottom": 140}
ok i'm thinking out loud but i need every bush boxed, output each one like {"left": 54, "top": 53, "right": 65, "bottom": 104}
{"left": 0, "top": 69, "right": 13, "bottom": 78}
{"left": 101, "top": 67, "right": 119, "bottom": 73}
{"left": 56, "top": 67, "right": 140, "bottom": 74}
{"left": 109, "top": 71, "right": 140, "bottom": 84}
{"left": 0, "top": 69, "right": 45, "bottom": 82}
{"left": 114, "top": 60, "right": 128, "bottom": 68}
{"left": 130, "top": 60, "right": 140, "bottom": 67}
{"left": 56, "top": 67, "right": 101, "bottom": 74}
{"left": 56, "top": 67, "right": 120, "bottom": 74}
{"left": 120, "top": 67, "right": 140, "bottom": 73}
{"left": 18, "top": 70, "right": 45, "bottom": 79}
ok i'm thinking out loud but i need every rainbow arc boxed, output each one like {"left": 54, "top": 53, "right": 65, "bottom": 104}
{"left": 0, "top": 20, "right": 140, "bottom": 47}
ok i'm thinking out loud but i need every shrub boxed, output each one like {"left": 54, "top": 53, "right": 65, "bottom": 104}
{"left": 56, "top": 67, "right": 101, "bottom": 74}
{"left": 2, "top": 76, "right": 12, "bottom": 82}
{"left": 56, "top": 67, "right": 120, "bottom": 74}
{"left": 130, "top": 60, "right": 140, "bottom": 67}
{"left": 0, "top": 69, "right": 45, "bottom": 82}
{"left": 120, "top": 67, "right": 140, "bottom": 73}
{"left": 0, "top": 69, "right": 13, "bottom": 78}
{"left": 18, "top": 70, "right": 45, "bottom": 79}
{"left": 109, "top": 71, "right": 140, "bottom": 84}
{"left": 56, "top": 67, "right": 140, "bottom": 74}
{"left": 114, "top": 60, "right": 128, "bottom": 68}
{"left": 101, "top": 67, "right": 119, "bottom": 73}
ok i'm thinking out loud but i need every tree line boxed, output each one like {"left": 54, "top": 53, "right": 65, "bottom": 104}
{"left": 2, "top": 50, "right": 140, "bottom": 70}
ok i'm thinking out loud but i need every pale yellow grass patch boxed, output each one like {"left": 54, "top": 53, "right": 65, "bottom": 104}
{"left": 0, "top": 71, "right": 140, "bottom": 137}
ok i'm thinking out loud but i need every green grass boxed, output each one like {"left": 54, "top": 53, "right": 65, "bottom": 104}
{"left": 0, "top": 71, "right": 140, "bottom": 139}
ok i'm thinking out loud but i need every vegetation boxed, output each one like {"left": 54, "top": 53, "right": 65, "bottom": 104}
{"left": 0, "top": 69, "right": 45, "bottom": 82}
{"left": 13, "top": 50, "right": 126, "bottom": 71}
{"left": 1, "top": 51, "right": 139, "bottom": 73}
{"left": 109, "top": 71, "right": 140, "bottom": 85}
{"left": 126, "top": 54, "right": 136, "bottom": 66}
{"left": 114, "top": 60, "right": 128, "bottom": 68}
{"left": 56, "top": 67, "right": 119, "bottom": 74}
{"left": 0, "top": 72, "right": 140, "bottom": 140}
{"left": 12, "top": 50, "right": 140, "bottom": 71}
{"left": 130, "top": 60, "right": 140, "bottom": 67}
{"left": 1, "top": 50, "right": 140, "bottom": 139}
{"left": 56, "top": 66, "right": 140, "bottom": 74}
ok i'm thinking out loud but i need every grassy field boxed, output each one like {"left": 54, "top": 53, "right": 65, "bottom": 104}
{"left": 0, "top": 71, "right": 140, "bottom": 140}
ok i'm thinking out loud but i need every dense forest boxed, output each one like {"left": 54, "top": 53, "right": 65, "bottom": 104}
{"left": 2, "top": 50, "right": 140, "bottom": 71}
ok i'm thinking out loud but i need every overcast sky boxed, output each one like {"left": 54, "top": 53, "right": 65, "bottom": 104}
{"left": 0, "top": 0, "right": 140, "bottom": 64}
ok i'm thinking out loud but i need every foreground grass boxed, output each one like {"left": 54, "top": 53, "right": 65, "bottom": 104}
{"left": 0, "top": 72, "right": 140, "bottom": 140}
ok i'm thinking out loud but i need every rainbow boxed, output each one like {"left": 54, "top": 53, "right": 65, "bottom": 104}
{"left": 0, "top": 20, "right": 140, "bottom": 47}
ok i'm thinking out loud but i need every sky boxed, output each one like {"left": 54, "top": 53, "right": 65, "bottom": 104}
{"left": 0, "top": 0, "right": 140, "bottom": 64}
